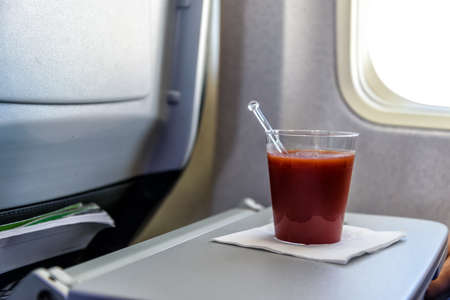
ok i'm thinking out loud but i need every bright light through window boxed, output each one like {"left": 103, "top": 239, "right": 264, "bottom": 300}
{"left": 367, "top": 0, "right": 450, "bottom": 107}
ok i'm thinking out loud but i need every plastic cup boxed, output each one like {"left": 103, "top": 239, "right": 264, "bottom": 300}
{"left": 266, "top": 130, "right": 358, "bottom": 244}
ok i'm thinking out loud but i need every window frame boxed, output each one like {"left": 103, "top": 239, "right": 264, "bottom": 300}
{"left": 336, "top": 0, "right": 450, "bottom": 130}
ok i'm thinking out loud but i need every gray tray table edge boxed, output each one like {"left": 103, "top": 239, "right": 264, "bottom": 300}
{"left": 66, "top": 208, "right": 448, "bottom": 300}
{"left": 12, "top": 207, "right": 449, "bottom": 299}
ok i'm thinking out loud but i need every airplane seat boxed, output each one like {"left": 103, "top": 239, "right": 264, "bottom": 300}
{"left": 0, "top": 0, "right": 216, "bottom": 283}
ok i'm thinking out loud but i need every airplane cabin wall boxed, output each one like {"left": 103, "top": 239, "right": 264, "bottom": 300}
{"left": 213, "top": 0, "right": 450, "bottom": 226}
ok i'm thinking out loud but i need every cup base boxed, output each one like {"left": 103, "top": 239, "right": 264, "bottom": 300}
{"left": 273, "top": 236, "right": 340, "bottom": 246}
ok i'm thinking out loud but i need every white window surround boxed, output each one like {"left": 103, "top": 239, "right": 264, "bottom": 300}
{"left": 336, "top": 0, "right": 450, "bottom": 130}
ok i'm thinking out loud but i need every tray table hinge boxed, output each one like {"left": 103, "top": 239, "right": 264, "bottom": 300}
{"left": 8, "top": 267, "right": 74, "bottom": 300}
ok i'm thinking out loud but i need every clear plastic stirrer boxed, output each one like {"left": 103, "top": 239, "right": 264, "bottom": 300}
{"left": 248, "top": 100, "right": 287, "bottom": 154}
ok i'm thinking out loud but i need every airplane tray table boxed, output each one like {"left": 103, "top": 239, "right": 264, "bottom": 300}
{"left": 66, "top": 208, "right": 448, "bottom": 300}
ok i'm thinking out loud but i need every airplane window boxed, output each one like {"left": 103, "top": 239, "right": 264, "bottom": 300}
{"left": 336, "top": 0, "right": 450, "bottom": 129}
{"left": 367, "top": 0, "right": 450, "bottom": 108}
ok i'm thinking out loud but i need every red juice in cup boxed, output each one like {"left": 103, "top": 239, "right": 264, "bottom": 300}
{"left": 266, "top": 131, "right": 358, "bottom": 244}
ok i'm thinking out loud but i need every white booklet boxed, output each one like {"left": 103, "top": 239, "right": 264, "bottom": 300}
{"left": 0, "top": 203, "right": 114, "bottom": 274}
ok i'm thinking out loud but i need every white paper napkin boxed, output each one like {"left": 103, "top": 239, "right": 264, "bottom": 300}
{"left": 213, "top": 223, "right": 406, "bottom": 264}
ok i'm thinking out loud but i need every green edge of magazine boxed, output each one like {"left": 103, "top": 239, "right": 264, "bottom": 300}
{"left": 0, "top": 203, "right": 99, "bottom": 232}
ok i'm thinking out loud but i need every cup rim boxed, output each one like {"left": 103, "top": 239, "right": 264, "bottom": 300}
{"left": 269, "top": 129, "right": 359, "bottom": 137}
